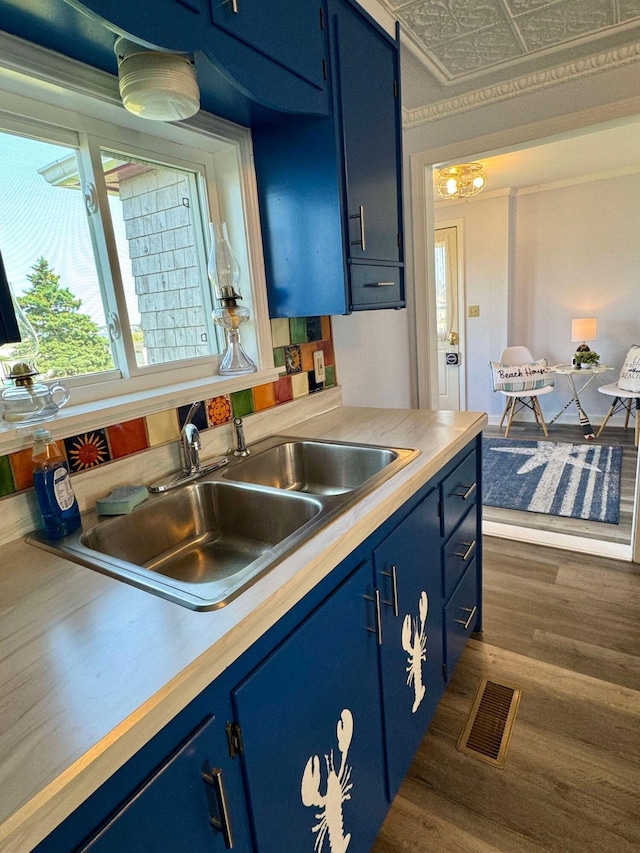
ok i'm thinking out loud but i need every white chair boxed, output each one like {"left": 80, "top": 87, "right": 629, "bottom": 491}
{"left": 497, "top": 346, "right": 554, "bottom": 438}
{"left": 596, "top": 384, "right": 640, "bottom": 446}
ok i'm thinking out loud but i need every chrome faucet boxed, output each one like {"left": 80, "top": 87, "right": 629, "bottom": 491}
{"left": 149, "top": 400, "right": 229, "bottom": 493}
{"left": 181, "top": 401, "right": 202, "bottom": 474}
{"left": 233, "top": 417, "right": 250, "bottom": 457}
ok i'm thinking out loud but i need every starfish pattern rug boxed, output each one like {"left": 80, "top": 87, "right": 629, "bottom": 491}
{"left": 482, "top": 438, "right": 622, "bottom": 524}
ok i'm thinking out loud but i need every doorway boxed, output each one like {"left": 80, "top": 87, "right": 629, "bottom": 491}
{"left": 434, "top": 225, "right": 463, "bottom": 411}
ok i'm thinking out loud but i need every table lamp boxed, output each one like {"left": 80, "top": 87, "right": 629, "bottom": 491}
{"left": 571, "top": 318, "right": 597, "bottom": 353}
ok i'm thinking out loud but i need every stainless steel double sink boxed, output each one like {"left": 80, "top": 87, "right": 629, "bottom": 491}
{"left": 28, "top": 435, "right": 419, "bottom": 610}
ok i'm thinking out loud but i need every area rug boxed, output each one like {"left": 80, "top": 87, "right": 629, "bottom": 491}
{"left": 482, "top": 438, "right": 622, "bottom": 524}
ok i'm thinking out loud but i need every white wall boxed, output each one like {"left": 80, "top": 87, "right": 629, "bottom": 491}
{"left": 332, "top": 309, "right": 412, "bottom": 408}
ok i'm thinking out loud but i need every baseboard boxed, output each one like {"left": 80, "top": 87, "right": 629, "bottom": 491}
{"left": 483, "top": 520, "right": 632, "bottom": 561}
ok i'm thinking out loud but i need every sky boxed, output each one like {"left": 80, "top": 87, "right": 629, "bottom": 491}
{"left": 0, "top": 131, "right": 136, "bottom": 328}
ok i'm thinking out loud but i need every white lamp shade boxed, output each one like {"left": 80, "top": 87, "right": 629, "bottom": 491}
{"left": 115, "top": 38, "right": 200, "bottom": 122}
{"left": 571, "top": 317, "right": 597, "bottom": 342}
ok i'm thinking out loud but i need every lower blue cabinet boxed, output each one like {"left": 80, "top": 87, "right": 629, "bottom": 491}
{"left": 79, "top": 713, "right": 253, "bottom": 853}
{"left": 231, "top": 560, "right": 388, "bottom": 853}
{"left": 373, "top": 488, "right": 444, "bottom": 798}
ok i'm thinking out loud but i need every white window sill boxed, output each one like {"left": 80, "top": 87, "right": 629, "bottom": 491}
{"left": 0, "top": 367, "right": 282, "bottom": 455}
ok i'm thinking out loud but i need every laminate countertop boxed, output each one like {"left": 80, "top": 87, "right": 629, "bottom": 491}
{"left": 0, "top": 405, "right": 486, "bottom": 853}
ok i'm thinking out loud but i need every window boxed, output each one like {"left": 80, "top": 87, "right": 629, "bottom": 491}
{"left": 0, "top": 38, "right": 270, "bottom": 412}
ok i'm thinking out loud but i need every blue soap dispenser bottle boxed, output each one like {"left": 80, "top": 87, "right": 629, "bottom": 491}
{"left": 31, "top": 427, "right": 81, "bottom": 539}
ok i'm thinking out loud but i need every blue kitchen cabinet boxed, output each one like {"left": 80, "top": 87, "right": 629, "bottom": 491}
{"left": 33, "top": 696, "right": 254, "bottom": 853}
{"left": 63, "top": 0, "right": 329, "bottom": 115}
{"left": 252, "top": 0, "right": 404, "bottom": 316}
{"left": 231, "top": 559, "right": 388, "bottom": 853}
{"left": 439, "top": 446, "right": 482, "bottom": 681}
{"left": 373, "top": 487, "right": 444, "bottom": 799}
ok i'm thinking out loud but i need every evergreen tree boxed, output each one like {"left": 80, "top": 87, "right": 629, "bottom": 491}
{"left": 18, "top": 257, "right": 113, "bottom": 379}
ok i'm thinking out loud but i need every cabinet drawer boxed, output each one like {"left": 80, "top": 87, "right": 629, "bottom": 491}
{"left": 440, "top": 450, "right": 477, "bottom": 539}
{"left": 443, "top": 508, "right": 478, "bottom": 600}
{"left": 444, "top": 561, "right": 479, "bottom": 681}
{"left": 349, "top": 263, "right": 404, "bottom": 310}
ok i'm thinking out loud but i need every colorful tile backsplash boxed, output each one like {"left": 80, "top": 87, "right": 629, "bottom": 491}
{"left": 0, "top": 316, "right": 337, "bottom": 497}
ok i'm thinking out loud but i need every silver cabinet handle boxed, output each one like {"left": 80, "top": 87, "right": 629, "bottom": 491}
{"left": 454, "top": 540, "right": 476, "bottom": 562}
{"left": 454, "top": 605, "right": 477, "bottom": 631}
{"left": 365, "top": 589, "right": 383, "bottom": 645}
{"left": 229, "top": 0, "right": 239, "bottom": 11}
{"left": 381, "top": 565, "right": 399, "bottom": 616}
{"left": 365, "top": 281, "right": 395, "bottom": 288}
{"left": 202, "top": 768, "right": 235, "bottom": 848}
{"left": 454, "top": 482, "right": 476, "bottom": 500}
{"left": 350, "top": 205, "right": 366, "bottom": 251}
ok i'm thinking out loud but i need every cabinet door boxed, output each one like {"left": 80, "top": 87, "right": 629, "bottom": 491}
{"left": 79, "top": 715, "right": 253, "bottom": 852}
{"left": 210, "top": 0, "right": 326, "bottom": 90}
{"left": 331, "top": 0, "right": 403, "bottom": 271}
{"left": 373, "top": 489, "right": 444, "bottom": 798}
{"left": 444, "top": 560, "right": 480, "bottom": 681}
{"left": 232, "top": 560, "right": 388, "bottom": 853}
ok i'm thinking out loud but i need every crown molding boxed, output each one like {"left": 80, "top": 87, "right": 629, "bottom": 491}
{"left": 403, "top": 43, "right": 640, "bottom": 129}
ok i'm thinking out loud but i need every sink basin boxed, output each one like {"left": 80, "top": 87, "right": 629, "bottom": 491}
{"left": 29, "top": 481, "right": 323, "bottom": 611}
{"left": 223, "top": 439, "right": 399, "bottom": 495}
{"left": 28, "top": 436, "right": 419, "bottom": 610}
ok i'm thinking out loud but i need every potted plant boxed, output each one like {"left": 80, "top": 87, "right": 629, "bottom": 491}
{"left": 575, "top": 349, "right": 600, "bottom": 368}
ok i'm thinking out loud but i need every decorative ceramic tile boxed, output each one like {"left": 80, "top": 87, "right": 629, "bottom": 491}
{"left": 107, "top": 418, "right": 149, "bottom": 459}
{"left": 64, "top": 430, "right": 111, "bottom": 472}
{"left": 308, "top": 370, "right": 324, "bottom": 394}
{"left": 321, "top": 316, "right": 332, "bottom": 341}
{"left": 299, "top": 343, "right": 316, "bottom": 373}
{"left": 206, "top": 395, "right": 232, "bottom": 427}
{"left": 273, "top": 346, "right": 285, "bottom": 369}
{"left": 10, "top": 447, "right": 37, "bottom": 491}
{"left": 306, "top": 316, "right": 323, "bottom": 342}
{"left": 289, "top": 317, "right": 308, "bottom": 345}
{"left": 325, "top": 365, "right": 336, "bottom": 387}
{"left": 274, "top": 375, "right": 293, "bottom": 404}
{"left": 291, "top": 372, "right": 310, "bottom": 399}
{"left": 146, "top": 409, "right": 180, "bottom": 446}
{"left": 318, "top": 338, "right": 334, "bottom": 366}
{"left": 231, "top": 388, "right": 254, "bottom": 418}
{"left": 252, "top": 382, "right": 277, "bottom": 411}
{"left": 284, "top": 344, "right": 302, "bottom": 374}
{"left": 271, "top": 317, "right": 291, "bottom": 348}
{"left": 0, "top": 455, "right": 15, "bottom": 496}
{"left": 178, "top": 402, "right": 208, "bottom": 431}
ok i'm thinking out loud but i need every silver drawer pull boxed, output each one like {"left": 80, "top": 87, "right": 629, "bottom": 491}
{"left": 454, "top": 540, "right": 476, "bottom": 562}
{"left": 365, "top": 281, "right": 395, "bottom": 287}
{"left": 350, "top": 204, "right": 366, "bottom": 250}
{"left": 453, "top": 482, "right": 476, "bottom": 501}
{"left": 202, "top": 768, "right": 235, "bottom": 848}
{"left": 381, "top": 564, "right": 399, "bottom": 616}
{"left": 365, "top": 590, "right": 383, "bottom": 645}
{"left": 454, "top": 605, "right": 477, "bottom": 631}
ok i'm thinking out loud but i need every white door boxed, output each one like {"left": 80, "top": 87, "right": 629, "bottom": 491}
{"left": 435, "top": 226, "right": 462, "bottom": 410}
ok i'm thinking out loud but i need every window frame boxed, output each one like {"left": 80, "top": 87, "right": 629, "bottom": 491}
{"left": 0, "top": 30, "right": 277, "bottom": 453}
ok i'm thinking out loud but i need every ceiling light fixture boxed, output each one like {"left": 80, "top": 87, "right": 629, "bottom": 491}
{"left": 435, "top": 163, "right": 486, "bottom": 200}
{"left": 114, "top": 37, "right": 200, "bottom": 122}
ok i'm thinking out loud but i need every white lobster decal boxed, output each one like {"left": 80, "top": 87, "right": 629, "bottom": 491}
{"left": 301, "top": 708, "right": 354, "bottom": 853}
{"left": 401, "top": 591, "right": 429, "bottom": 713}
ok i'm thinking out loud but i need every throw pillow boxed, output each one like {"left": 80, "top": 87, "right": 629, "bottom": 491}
{"left": 618, "top": 345, "right": 640, "bottom": 393}
{"left": 490, "top": 358, "right": 553, "bottom": 393}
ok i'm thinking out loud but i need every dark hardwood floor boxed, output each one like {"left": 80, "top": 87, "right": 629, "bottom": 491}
{"left": 482, "top": 423, "right": 638, "bottom": 545}
{"left": 372, "top": 536, "right": 640, "bottom": 853}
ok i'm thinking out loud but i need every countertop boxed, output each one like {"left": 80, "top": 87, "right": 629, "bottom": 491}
{"left": 0, "top": 405, "right": 486, "bottom": 853}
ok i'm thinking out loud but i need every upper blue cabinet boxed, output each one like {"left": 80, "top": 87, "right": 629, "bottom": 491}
{"left": 252, "top": 0, "right": 405, "bottom": 317}
{"left": 63, "top": 0, "right": 329, "bottom": 115}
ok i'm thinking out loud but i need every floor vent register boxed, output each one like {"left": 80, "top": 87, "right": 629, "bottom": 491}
{"left": 457, "top": 676, "right": 522, "bottom": 768}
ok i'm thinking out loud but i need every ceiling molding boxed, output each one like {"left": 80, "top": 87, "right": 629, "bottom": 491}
{"left": 403, "top": 42, "right": 640, "bottom": 129}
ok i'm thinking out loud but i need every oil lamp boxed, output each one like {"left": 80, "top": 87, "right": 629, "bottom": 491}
{"left": 208, "top": 222, "right": 256, "bottom": 375}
